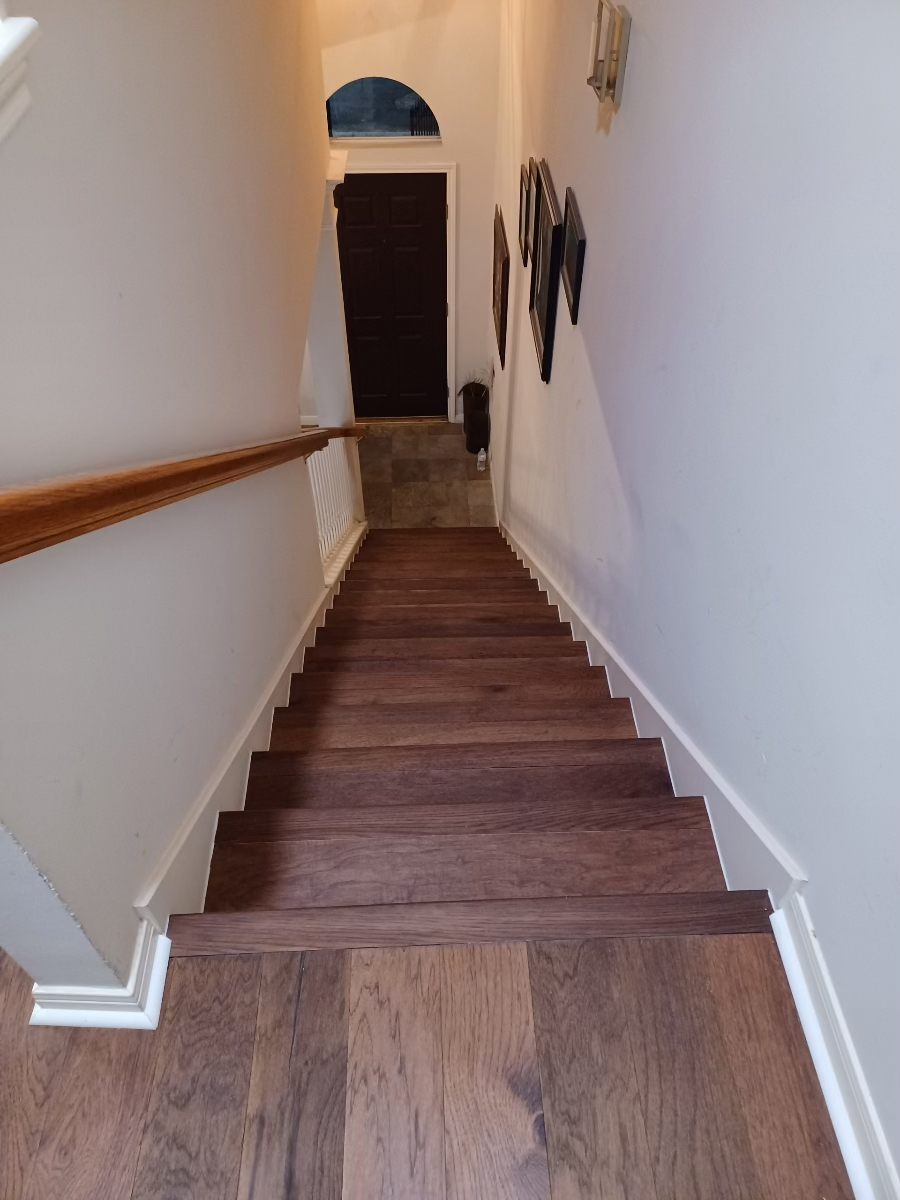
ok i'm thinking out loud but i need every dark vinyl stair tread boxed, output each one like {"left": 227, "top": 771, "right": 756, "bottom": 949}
{"left": 251, "top": 739, "right": 658, "bottom": 776}
{"left": 246, "top": 753, "right": 674, "bottom": 809}
{"left": 203, "top": 828, "right": 725, "bottom": 911}
{"left": 216, "top": 795, "right": 708, "bottom": 840}
{"left": 299, "top": 656, "right": 597, "bottom": 679}
{"left": 277, "top": 698, "right": 623, "bottom": 726}
{"left": 268, "top": 709, "right": 636, "bottom": 751}
{"left": 288, "top": 673, "right": 611, "bottom": 706}
{"left": 315, "top": 620, "right": 572, "bottom": 641}
{"left": 305, "top": 636, "right": 588, "bottom": 661}
{"left": 337, "top": 576, "right": 539, "bottom": 592}
{"left": 331, "top": 590, "right": 547, "bottom": 609}
{"left": 326, "top": 602, "right": 559, "bottom": 622}
{"left": 348, "top": 564, "right": 526, "bottom": 578}
{"left": 169, "top": 892, "right": 773, "bottom": 956}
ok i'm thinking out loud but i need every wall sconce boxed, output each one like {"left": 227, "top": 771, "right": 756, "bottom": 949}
{"left": 587, "top": 0, "right": 631, "bottom": 110}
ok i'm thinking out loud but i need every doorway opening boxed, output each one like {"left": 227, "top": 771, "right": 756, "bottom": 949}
{"left": 334, "top": 170, "right": 455, "bottom": 420}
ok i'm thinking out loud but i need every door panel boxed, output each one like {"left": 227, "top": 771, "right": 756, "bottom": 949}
{"left": 336, "top": 173, "right": 448, "bottom": 418}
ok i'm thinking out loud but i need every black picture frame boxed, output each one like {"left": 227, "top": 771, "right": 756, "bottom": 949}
{"left": 493, "top": 206, "right": 511, "bottom": 369}
{"left": 528, "top": 159, "right": 564, "bottom": 382}
{"left": 526, "top": 158, "right": 538, "bottom": 271}
{"left": 518, "top": 164, "right": 530, "bottom": 266}
{"left": 561, "top": 187, "right": 586, "bottom": 324}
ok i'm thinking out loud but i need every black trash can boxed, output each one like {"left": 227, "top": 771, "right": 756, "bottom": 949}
{"left": 460, "top": 381, "right": 490, "bottom": 454}
{"left": 465, "top": 409, "right": 490, "bottom": 454}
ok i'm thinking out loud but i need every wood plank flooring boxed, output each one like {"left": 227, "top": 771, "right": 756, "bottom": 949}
{"left": 0, "top": 937, "right": 852, "bottom": 1200}
{"left": 0, "top": 528, "right": 851, "bottom": 1198}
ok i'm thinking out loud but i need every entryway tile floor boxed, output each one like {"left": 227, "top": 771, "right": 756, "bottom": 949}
{"left": 357, "top": 419, "right": 496, "bottom": 528}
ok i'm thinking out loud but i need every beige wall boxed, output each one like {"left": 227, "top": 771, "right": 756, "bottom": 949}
{"left": 490, "top": 0, "right": 900, "bottom": 1173}
{"left": 318, "top": 0, "right": 501, "bottom": 410}
{"left": 0, "top": 0, "right": 329, "bottom": 981}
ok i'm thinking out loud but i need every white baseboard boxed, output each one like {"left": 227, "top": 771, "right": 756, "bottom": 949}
{"left": 133, "top": 520, "right": 367, "bottom": 933}
{"left": 773, "top": 896, "right": 900, "bottom": 1200}
{"left": 500, "top": 520, "right": 899, "bottom": 1200}
{"left": 500, "top": 523, "right": 804, "bottom": 903}
{"left": 31, "top": 919, "right": 170, "bottom": 1030}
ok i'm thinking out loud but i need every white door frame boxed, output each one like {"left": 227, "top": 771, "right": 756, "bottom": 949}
{"left": 337, "top": 159, "right": 458, "bottom": 422}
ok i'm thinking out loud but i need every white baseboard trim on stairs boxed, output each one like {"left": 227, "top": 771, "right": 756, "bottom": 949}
{"left": 31, "top": 919, "right": 171, "bottom": 1029}
{"left": 133, "top": 519, "right": 367, "bottom": 936}
{"left": 500, "top": 520, "right": 899, "bottom": 1200}
{"left": 772, "top": 895, "right": 900, "bottom": 1200}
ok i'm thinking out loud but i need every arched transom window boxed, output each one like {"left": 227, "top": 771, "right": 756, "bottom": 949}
{"left": 326, "top": 77, "right": 440, "bottom": 139}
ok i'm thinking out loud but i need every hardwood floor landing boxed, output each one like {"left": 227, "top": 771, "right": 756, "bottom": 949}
{"left": 0, "top": 940, "right": 852, "bottom": 1200}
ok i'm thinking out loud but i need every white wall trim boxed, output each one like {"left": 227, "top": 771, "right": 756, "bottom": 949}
{"left": 341, "top": 158, "right": 459, "bottom": 421}
{"left": 31, "top": 919, "right": 170, "bottom": 1030}
{"left": 773, "top": 896, "right": 900, "bottom": 1200}
{"left": 133, "top": 519, "right": 367, "bottom": 933}
{"left": 500, "top": 521, "right": 805, "bottom": 899}
{"left": 500, "top": 517, "right": 899, "bottom": 1200}
{"left": 0, "top": 13, "right": 39, "bottom": 146}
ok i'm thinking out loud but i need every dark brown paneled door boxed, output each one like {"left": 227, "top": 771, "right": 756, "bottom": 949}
{"left": 335, "top": 173, "right": 448, "bottom": 418}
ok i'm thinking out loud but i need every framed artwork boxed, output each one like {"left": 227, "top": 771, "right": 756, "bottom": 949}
{"left": 561, "top": 187, "right": 586, "bottom": 324}
{"left": 518, "top": 164, "right": 530, "bottom": 266}
{"left": 493, "top": 206, "right": 511, "bottom": 369}
{"left": 526, "top": 158, "right": 538, "bottom": 277}
{"left": 528, "top": 159, "right": 564, "bottom": 382}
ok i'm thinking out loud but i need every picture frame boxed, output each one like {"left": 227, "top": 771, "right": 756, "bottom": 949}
{"left": 528, "top": 159, "right": 564, "bottom": 382}
{"left": 526, "top": 158, "right": 538, "bottom": 275}
{"left": 518, "top": 164, "right": 530, "bottom": 266}
{"left": 493, "top": 205, "right": 511, "bottom": 369}
{"left": 561, "top": 188, "right": 586, "bottom": 324}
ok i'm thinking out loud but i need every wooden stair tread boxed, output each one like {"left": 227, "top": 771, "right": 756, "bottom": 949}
{"left": 216, "top": 796, "right": 708, "bottom": 839}
{"left": 203, "top": 829, "right": 725, "bottom": 911}
{"left": 304, "top": 637, "right": 588, "bottom": 661}
{"left": 170, "top": 892, "right": 773, "bottom": 955}
{"left": 250, "top": 739, "right": 662, "bottom": 775}
{"left": 268, "top": 702, "right": 636, "bottom": 750}
{"left": 277, "top": 698, "right": 623, "bottom": 725}
{"left": 337, "top": 576, "right": 539, "bottom": 592}
{"left": 299, "top": 656, "right": 597, "bottom": 678}
{"left": 333, "top": 589, "right": 547, "bottom": 604}
{"left": 289, "top": 674, "right": 611, "bottom": 706}
{"left": 246, "top": 754, "right": 674, "bottom": 809}
{"left": 326, "top": 602, "right": 559, "bottom": 621}
{"left": 315, "top": 620, "right": 572, "bottom": 640}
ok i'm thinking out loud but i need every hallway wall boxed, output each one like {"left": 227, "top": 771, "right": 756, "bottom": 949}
{"left": 318, "top": 0, "right": 502, "bottom": 413}
{"left": 489, "top": 0, "right": 900, "bottom": 1175}
{"left": 0, "top": 0, "right": 329, "bottom": 982}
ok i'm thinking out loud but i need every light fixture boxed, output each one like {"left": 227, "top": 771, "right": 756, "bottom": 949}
{"left": 587, "top": 0, "right": 631, "bottom": 111}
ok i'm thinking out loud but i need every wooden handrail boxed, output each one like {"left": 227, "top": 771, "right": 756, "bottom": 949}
{"left": 0, "top": 426, "right": 363, "bottom": 566}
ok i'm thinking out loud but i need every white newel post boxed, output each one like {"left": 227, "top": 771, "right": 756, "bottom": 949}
{"left": 305, "top": 149, "right": 355, "bottom": 429}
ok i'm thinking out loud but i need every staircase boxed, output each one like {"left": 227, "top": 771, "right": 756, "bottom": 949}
{"left": 170, "top": 527, "right": 771, "bottom": 953}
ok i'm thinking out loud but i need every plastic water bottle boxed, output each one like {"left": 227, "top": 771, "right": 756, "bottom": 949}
{"left": 476, "top": 448, "right": 487, "bottom": 472}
